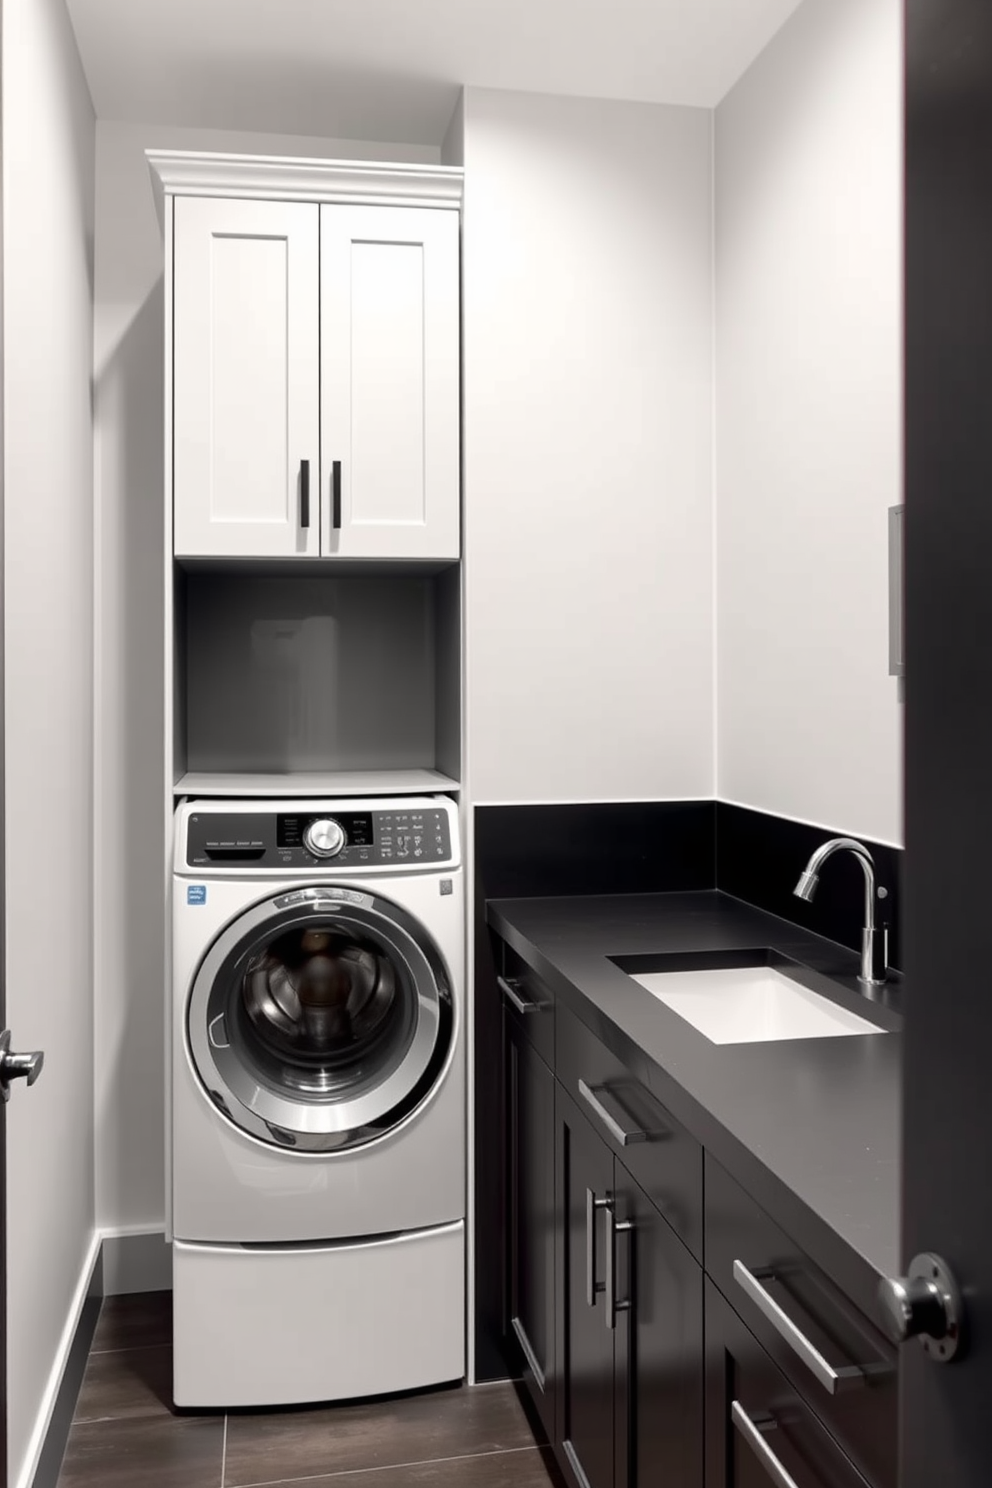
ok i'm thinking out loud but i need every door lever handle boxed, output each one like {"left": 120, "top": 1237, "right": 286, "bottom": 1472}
{"left": 0, "top": 1029, "right": 44, "bottom": 1102}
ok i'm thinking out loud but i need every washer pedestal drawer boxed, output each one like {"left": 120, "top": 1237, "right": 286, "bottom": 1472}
{"left": 173, "top": 1221, "right": 465, "bottom": 1408}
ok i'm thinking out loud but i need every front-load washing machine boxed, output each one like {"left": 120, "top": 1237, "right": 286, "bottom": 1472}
{"left": 170, "top": 796, "right": 464, "bottom": 1408}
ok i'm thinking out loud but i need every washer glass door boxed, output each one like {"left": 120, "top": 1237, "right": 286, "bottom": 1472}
{"left": 187, "top": 888, "right": 453, "bottom": 1151}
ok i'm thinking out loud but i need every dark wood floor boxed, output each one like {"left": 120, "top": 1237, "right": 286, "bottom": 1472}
{"left": 57, "top": 1292, "right": 558, "bottom": 1488}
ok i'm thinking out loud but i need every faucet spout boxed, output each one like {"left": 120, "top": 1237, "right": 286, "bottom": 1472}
{"left": 793, "top": 837, "right": 888, "bottom": 986}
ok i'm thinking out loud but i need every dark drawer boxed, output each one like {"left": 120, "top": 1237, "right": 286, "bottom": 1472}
{"left": 556, "top": 999, "right": 702, "bottom": 1261}
{"left": 497, "top": 943, "right": 556, "bottom": 1067}
{"left": 705, "top": 1157, "right": 896, "bottom": 1488}
{"left": 705, "top": 1278, "right": 876, "bottom": 1488}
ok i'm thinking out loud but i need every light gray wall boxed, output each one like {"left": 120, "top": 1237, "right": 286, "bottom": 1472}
{"left": 462, "top": 87, "right": 715, "bottom": 803}
{"left": 715, "top": 0, "right": 902, "bottom": 844}
{"left": 92, "top": 122, "right": 441, "bottom": 1237}
{"left": 3, "top": 1, "right": 96, "bottom": 1483}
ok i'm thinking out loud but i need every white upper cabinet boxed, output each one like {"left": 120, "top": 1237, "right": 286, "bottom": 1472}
{"left": 160, "top": 156, "right": 463, "bottom": 564}
{"left": 320, "top": 205, "right": 460, "bottom": 560}
{"left": 173, "top": 197, "right": 320, "bottom": 559}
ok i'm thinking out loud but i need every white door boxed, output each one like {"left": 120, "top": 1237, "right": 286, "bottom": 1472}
{"left": 173, "top": 197, "right": 320, "bottom": 559}
{"left": 320, "top": 205, "right": 460, "bottom": 560}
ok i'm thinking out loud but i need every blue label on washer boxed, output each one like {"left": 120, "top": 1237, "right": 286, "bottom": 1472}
{"left": 187, "top": 885, "right": 207, "bottom": 905}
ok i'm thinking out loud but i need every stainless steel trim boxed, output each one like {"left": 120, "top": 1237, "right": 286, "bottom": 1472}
{"left": 733, "top": 1259, "right": 865, "bottom": 1395}
{"left": 605, "top": 1209, "right": 633, "bottom": 1331}
{"left": 186, "top": 888, "right": 452, "bottom": 1152}
{"left": 731, "top": 1402, "right": 801, "bottom": 1488}
{"left": 578, "top": 1079, "right": 648, "bottom": 1146}
{"left": 563, "top": 1439, "right": 593, "bottom": 1488}
{"left": 585, "top": 1188, "right": 609, "bottom": 1307}
{"left": 498, "top": 975, "right": 537, "bottom": 1015}
{"left": 511, "top": 1315, "right": 546, "bottom": 1392}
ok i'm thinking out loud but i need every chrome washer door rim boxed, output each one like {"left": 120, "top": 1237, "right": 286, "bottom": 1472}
{"left": 186, "top": 888, "right": 452, "bottom": 1152}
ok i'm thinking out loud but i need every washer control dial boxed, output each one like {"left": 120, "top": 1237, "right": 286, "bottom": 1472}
{"left": 303, "top": 818, "right": 346, "bottom": 859}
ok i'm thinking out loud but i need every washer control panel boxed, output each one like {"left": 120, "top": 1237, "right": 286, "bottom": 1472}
{"left": 184, "top": 801, "right": 454, "bottom": 871}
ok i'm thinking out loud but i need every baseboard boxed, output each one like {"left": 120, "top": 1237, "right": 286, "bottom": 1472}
{"left": 19, "top": 1233, "right": 103, "bottom": 1488}
{"left": 24, "top": 1231, "right": 170, "bottom": 1488}
{"left": 101, "top": 1228, "right": 172, "bottom": 1295}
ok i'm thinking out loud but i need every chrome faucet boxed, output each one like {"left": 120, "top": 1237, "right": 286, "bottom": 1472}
{"left": 793, "top": 837, "right": 888, "bottom": 985}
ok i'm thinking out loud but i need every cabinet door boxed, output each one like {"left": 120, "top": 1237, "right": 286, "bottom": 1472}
{"left": 556, "top": 1088, "right": 616, "bottom": 1488}
{"left": 505, "top": 1013, "right": 556, "bottom": 1441}
{"left": 705, "top": 1280, "right": 875, "bottom": 1488}
{"left": 320, "top": 205, "right": 460, "bottom": 560}
{"left": 615, "top": 1174, "right": 703, "bottom": 1488}
{"left": 173, "top": 197, "right": 320, "bottom": 559}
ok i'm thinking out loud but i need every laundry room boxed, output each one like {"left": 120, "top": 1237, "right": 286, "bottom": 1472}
{"left": 2, "top": 0, "right": 936, "bottom": 1487}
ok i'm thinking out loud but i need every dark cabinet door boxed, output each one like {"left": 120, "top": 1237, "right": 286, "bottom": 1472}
{"left": 705, "top": 1279, "right": 873, "bottom": 1488}
{"left": 506, "top": 1011, "right": 556, "bottom": 1440}
{"left": 615, "top": 1173, "right": 703, "bottom": 1488}
{"left": 557, "top": 1086, "right": 617, "bottom": 1488}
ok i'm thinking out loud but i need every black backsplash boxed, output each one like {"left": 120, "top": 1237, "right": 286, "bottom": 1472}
{"left": 475, "top": 800, "right": 717, "bottom": 900}
{"left": 715, "top": 803, "right": 903, "bottom": 973}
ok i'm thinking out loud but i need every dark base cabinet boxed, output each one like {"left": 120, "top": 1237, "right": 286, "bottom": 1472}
{"left": 556, "top": 1087, "right": 704, "bottom": 1488}
{"left": 705, "top": 1280, "right": 873, "bottom": 1488}
{"left": 621, "top": 1176, "right": 703, "bottom": 1488}
{"left": 492, "top": 931, "right": 893, "bottom": 1488}
{"left": 557, "top": 1087, "right": 618, "bottom": 1488}
{"left": 506, "top": 1002, "right": 557, "bottom": 1443}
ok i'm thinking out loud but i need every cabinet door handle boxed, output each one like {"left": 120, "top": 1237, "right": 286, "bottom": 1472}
{"left": 731, "top": 1403, "right": 801, "bottom": 1488}
{"left": 585, "top": 1189, "right": 610, "bottom": 1307}
{"left": 605, "top": 1209, "right": 633, "bottom": 1331}
{"left": 498, "top": 976, "right": 538, "bottom": 1015}
{"left": 300, "top": 459, "right": 310, "bottom": 529}
{"left": 733, "top": 1259, "right": 865, "bottom": 1395}
{"left": 578, "top": 1079, "right": 648, "bottom": 1146}
{"left": 332, "top": 459, "right": 342, "bottom": 529}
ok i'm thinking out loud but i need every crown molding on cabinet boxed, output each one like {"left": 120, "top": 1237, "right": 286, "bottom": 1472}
{"left": 146, "top": 150, "right": 464, "bottom": 229}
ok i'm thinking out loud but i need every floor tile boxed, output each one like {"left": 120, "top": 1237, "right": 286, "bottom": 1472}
{"left": 74, "top": 1345, "right": 176, "bottom": 1423}
{"left": 238, "top": 1444, "right": 561, "bottom": 1488}
{"left": 57, "top": 1414, "right": 224, "bottom": 1488}
{"left": 92, "top": 1292, "right": 173, "bottom": 1353}
{"left": 224, "top": 1382, "right": 533, "bottom": 1487}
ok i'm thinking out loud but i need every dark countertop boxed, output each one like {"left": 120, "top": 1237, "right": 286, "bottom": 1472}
{"left": 487, "top": 889, "right": 902, "bottom": 1321}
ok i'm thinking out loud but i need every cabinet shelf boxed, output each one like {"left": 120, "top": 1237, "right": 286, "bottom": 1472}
{"left": 174, "top": 768, "right": 460, "bottom": 799}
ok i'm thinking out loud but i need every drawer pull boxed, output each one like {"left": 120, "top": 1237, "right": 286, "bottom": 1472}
{"left": 731, "top": 1402, "right": 801, "bottom": 1488}
{"left": 578, "top": 1079, "right": 649, "bottom": 1146}
{"left": 733, "top": 1259, "right": 865, "bottom": 1395}
{"left": 498, "top": 976, "right": 539, "bottom": 1015}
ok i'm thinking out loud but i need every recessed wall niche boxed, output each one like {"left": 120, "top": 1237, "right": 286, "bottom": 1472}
{"left": 177, "top": 567, "right": 460, "bottom": 782}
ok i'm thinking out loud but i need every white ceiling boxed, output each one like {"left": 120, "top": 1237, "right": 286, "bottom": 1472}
{"left": 66, "top": 0, "right": 805, "bottom": 146}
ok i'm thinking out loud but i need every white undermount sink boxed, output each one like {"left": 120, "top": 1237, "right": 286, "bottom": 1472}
{"left": 628, "top": 964, "right": 883, "bottom": 1045}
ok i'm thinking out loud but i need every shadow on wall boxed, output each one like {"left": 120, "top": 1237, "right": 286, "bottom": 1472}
{"left": 94, "top": 278, "right": 167, "bottom": 1227}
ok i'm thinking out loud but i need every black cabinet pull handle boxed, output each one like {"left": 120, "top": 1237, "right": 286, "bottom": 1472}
{"left": 498, "top": 976, "right": 538, "bottom": 1015}
{"left": 300, "top": 459, "right": 310, "bottom": 529}
{"left": 585, "top": 1189, "right": 609, "bottom": 1308}
{"left": 578, "top": 1079, "right": 649, "bottom": 1147}
{"left": 605, "top": 1209, "right": 633, "bottom": 1331}
{"left": 332, "top": 459, "right": 342, "bottom": 529}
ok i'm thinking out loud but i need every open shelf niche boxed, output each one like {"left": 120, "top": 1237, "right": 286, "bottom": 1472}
{"left": 172, "top": 564, "right": 461, "bottom": 799}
